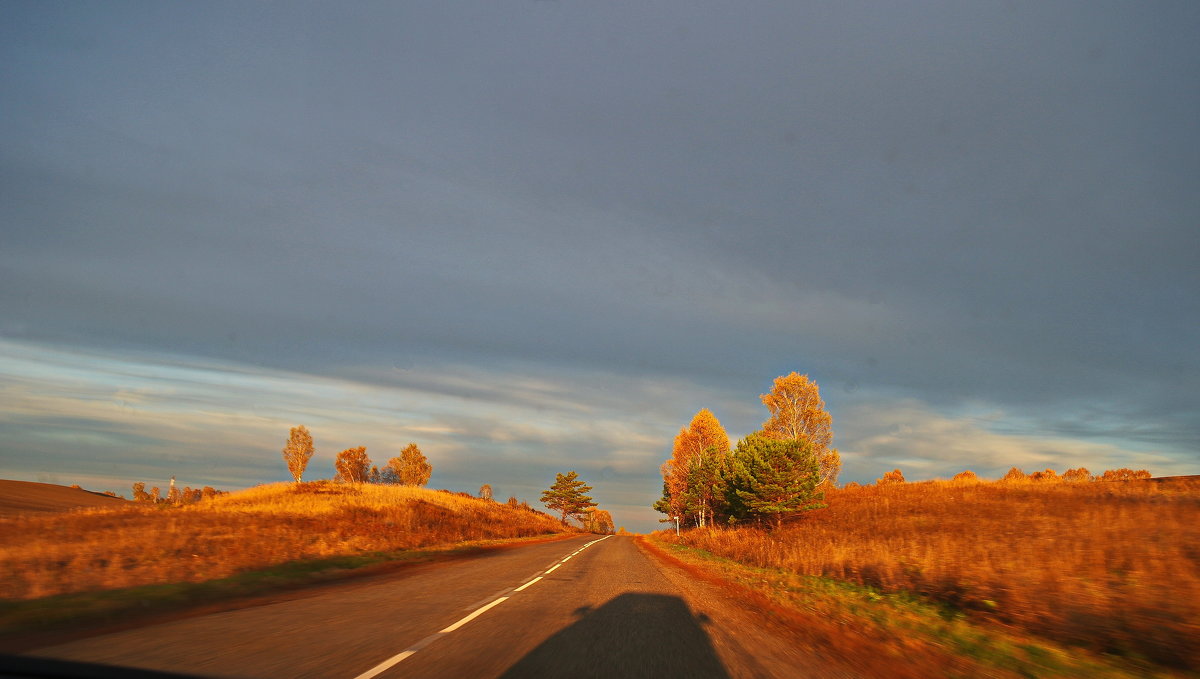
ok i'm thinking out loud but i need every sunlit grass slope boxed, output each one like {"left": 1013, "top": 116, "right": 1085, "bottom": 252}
{"left": 0, "top": 481, "right": 564, "bottom": 600}
{"left": 658, "top": 477, "right": 1200, "bottom": 673}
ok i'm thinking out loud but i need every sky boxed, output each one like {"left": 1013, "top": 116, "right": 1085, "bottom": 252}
{"left": 2, "top": 1, "right": 1197, "bottom": 532}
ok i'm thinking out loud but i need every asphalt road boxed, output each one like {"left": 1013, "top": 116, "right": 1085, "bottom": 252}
{"left": 24, "top": 535, "right": 846, "bottom": 678}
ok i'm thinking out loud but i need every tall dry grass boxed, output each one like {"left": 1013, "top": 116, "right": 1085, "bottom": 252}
{"left": 0, "top": 481, "right": 563, "bottom": 600}
{"left": 663, "top": 477, "right": 1200, "bottom": 671}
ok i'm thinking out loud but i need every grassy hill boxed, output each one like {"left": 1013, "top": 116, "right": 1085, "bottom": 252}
{"left": 0, "top": 480, "right": 127, "bottom": 518}
{"left": 0, "top": 481, "right": 565, "bottom": 601}
{"left": 651, "top": 476, "right": 1200, "bottom": 678}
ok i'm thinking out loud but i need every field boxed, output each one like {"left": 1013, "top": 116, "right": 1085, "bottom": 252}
{"left": 655, "top": 476, "right": 1200, "bottom": 675}
{"left": 0, "top": 481, "right": 565, "bottom": 601}
{"left": 0, "top": 480, "right": 127, "bottom": 518}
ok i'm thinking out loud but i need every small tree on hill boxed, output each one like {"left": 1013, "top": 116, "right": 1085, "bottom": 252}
{"left": 131, "top": 481, "right": 151, "bottom": 503}
{"left": 1030, "top": 468, "right": 1060, "bottom": 482}
{"left": 540, "top": 471, "right": 597, "bottom": 525}
{"left": 876, "top": 469, "right": 905, "bottom": 485}
{"left": 952, "top": 470, "right": 978, "bottom": 483}
{"left": 282, "top": 425, "right": 315, "bottom": 483}
{"left": 1003, "top": 467, "right": 1026, "bottom": 482}
{"left": 335, "top": 446, "right": 371, "bottom": 484}
{"left": 479, "top": 484, "right": 493, "bottom": 501}
{"left": 1063, "top": 467, "right": 1091, "bottom": 482}
{"left": 390, "top": 443, "right": 431, "bottom": 486}
{"left": 725, "top": 433, "right": 825, "bottom": 529}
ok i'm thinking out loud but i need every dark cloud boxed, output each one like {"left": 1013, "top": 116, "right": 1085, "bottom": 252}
{"left": 2, "top": 1, "right": 1196, "bottom": 517}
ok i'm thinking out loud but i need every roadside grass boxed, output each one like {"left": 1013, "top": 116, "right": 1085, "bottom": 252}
{"left": 645, "top": 537, "right": 1173, "bottom": 679}
{"left": 0, "top": 481, "right": 566, "bottom": 601}
{"left": 660, "top": 476, "right": 1200, "bottom": 674}
{"left": 0, "top": 533, "right": 566, "bottom": 647}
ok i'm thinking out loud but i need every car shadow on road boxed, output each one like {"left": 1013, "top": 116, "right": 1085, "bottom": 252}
{"left": 498, "top": 593, "right": 731, "bottom": 679}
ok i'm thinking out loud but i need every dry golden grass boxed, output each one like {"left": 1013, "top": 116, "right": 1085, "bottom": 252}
{"left": 0, "top": 481, "right": 564, "bottom": 600}
{"left": 663, "top": 476, "right": 1200, "bottom": 671}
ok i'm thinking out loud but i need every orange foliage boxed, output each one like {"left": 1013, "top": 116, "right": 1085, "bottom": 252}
{"left": 875, "top": 468, "right": 905, "bottom": 485}
{"left": 0, "top": 482, "right": 562, "bottom": 600}
{"left": 664, "top": 475, "right": 1200, "bottom": 671}
{"left": 1028, "top": 468, "right": 1059, "bottom": 482}
{"left": 1100, "top": 468, "right": 1152, "bottom": 481}
{"left": 760, "top": 372, "right": 840, "bottom": 484}
{"left": 663, "top": 408, "right": 730, "bottom": 527}
{"left": 334, "top": 446, "right": 370, "bottom": 484}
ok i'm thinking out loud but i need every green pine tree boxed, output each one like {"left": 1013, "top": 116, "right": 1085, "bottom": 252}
{"left": 540, "top": 471, "right": 597, "bottom": 525}
{"left": 725, "top": 433, "right": 825, "bottom": 528}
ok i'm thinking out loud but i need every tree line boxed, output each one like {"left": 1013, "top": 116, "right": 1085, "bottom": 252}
{"left": 284, "top": 426, "right": 615, "bottom": 533}
{"left": 655, "top": 372, "right": 837, "bottom": 530}
{"left": 282, "top": 425, "right": 432, "bottom": 486}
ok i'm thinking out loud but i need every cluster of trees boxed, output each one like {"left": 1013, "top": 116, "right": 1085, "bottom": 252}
{"left": 847, "top": 466, "right": 1154, "bottom": 488}
{"left": 1001, "top": 466, "right": 1151, "bottom": 483}
{"left": 281, "top": 426, "right": 610, "bottom": 529}
{"left": 655, "top": 373, "right": 835, "bottom": 530}
{"left": 131, "top": 479, "right": 223, "bottom": 505}
{"left": 281, "top": 425, "right": 432, "bottom": 486}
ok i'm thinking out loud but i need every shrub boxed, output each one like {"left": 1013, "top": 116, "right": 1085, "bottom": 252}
{"left": 1099, "top": 468, "right": 1151, "bottom": 481}
{"left": 1062, "top": 467, "right": 1091, "bottom": 482}
{"left": 876, "top": 469, "right": 905, "bottom": 485}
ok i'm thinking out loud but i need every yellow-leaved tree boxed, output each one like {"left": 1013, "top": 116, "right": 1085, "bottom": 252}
{"left": 662, "top": 408, "right": 730, "bottom": 528}
{"left": 760, "top": 372, "right": 841, "bottom": 486}
{"left": 391, "top": 442, "right": 431, "bottom": 486}
{"left": 334, "top": 446, "right": 370, "bottom": 484}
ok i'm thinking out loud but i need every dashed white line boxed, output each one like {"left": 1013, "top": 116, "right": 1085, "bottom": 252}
{"left": 352, "top": 650, "right": 416, "bottom": 679}
{"left": 513, "top": 576, "right": 542, "bottom": 592}
{"left": 352, "top": 535, "right": 613, "bottom": 678}
{"left": 440, "top": 596, "right": 509, "bottom": 633}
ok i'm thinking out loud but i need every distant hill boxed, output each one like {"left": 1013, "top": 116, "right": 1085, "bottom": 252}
{"left": 0, "top": 480, "right": 127, "bottom": 518}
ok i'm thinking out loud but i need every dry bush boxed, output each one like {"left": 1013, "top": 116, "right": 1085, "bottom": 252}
{"left": 0, "top": 481, "right": 562, "bottom": 601}
{"left": 1028, "top": 468, "right": 1060, "bottom": 482}
{"left": 1100, "top": 468, "right": 1152, "bottom": 481}
{"left": 665, "top": 476, "right": 1200, "bottom": 671}
{"left": 950, "top": 470, "right": 978, "bottom": 483}
{"left": 1062, "top": 467, "right": 1091, "bottom": 482}
{"left": 875, "top": 468, "right": 904, "bottom": 485}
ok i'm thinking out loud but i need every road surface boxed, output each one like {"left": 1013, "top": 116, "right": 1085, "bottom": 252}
{"left": 24, "top": 535, "right": 848, "bottom": 678}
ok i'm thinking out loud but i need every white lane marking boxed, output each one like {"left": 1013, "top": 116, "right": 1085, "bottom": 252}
{"left": 513, "top": 576, "right": 542, "bottom": 592}
{"left": 463, "top": 587, "right": 515, "bottom": 611}
{"left": 440, "top": 596, "right": 509, "bottom": 633}
{"left": 353, "top": 537, "right": 610, "bottom": 678}
{"left": 353, "top": 650, "right": 417, "bottom": 679}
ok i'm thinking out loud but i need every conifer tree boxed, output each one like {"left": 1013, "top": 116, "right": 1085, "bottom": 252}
{"left": 725, "top": 433, "right": 824, "bottom": 529}
{"left": 540, "top": 471, "right": 597, "bottom": 525}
